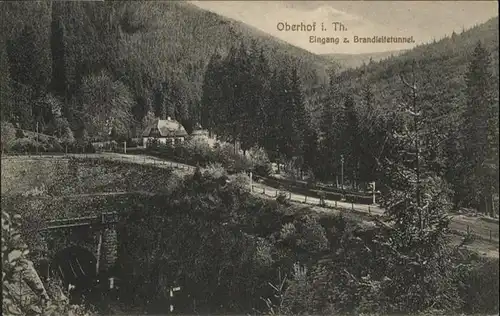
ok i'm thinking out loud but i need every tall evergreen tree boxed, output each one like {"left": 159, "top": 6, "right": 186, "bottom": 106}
{"left": 171, "top": 82, "right": 188, "bottom": 122}
{"left": 377, "top": 60, "right": 457, "bottom": 312}
{"left": 462, "top": 41, "right": 497, "bottom": 215}
{"left": 290, "top": 66, "right": 308, "bottom": 176}
{"left": 254, "top": 48, "right": 272, "bottom": 149}
{"left": 318, "top": 69, "right": 344, "bottom": 182}
{"left": 201, "top": 52, "right": 223, "bottom": 134}
{"left": 343, "top": 94, "right": 360, "bottom": 188}
{"left": 278, "top": 68, "right": 295, "bottom": 161}
{"left": 7, "top": 25, "right": 51, "bottom": 97}
{"left": 358, "top": 82, "right": 379, "bottom": 183}
{"left": 238, "top": 42, "right": 258, "bottom": 153}
{"left": 152, "top": 83, "right": 166, "bottom": 119}
{"left": 303, "top": 126, "right": 320, "bottom": 176}
{"left": 0, "top": 42, "right": 13, "bottom": 122}
{"left": 50, "top": 16, "right": 67, "bottom": 99}
{"left": 264, "top": 69, "right": 285, "bottom": 163}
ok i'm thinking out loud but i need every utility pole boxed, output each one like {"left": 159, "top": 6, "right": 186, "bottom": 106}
{"left": 249, "top": 171, "right": 253, "bottom": 192}
{"left": 340, "top": 155, "right": 344, "bottom": 192}
{"left": 169, "top": 286, "right": 181, "bottom": 313}
{"left": 370, "top": 181, "right": 376, "bottom": 205}
{"left": 36, "top": 121, "right": 39, "bottom": 155}
{"left": 123, "top": 141, "right": 127, "bottom": 154}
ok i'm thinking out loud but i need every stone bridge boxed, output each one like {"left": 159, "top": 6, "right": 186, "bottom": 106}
{"left": 37, "top": 212, "right": 119, "bottom": 295}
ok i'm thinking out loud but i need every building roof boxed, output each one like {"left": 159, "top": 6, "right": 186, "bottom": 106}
{"left": 142, "top": 118, "right": 188, "bottom": 137}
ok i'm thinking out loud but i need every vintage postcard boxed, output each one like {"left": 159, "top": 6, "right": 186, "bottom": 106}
{"left": 1, "top": 1, "right": 498, "bottom": 315}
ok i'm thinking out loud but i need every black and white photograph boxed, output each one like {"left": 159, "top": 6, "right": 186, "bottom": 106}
{"left": 1, "top": 1, "right": 499, "bottom": 315}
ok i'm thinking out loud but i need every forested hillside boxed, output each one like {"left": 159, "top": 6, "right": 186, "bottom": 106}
{"left": 0, "top": 1, "right": 335, "bottom": 140}
{"left": 0, "top": 1, "right": 498, "bottom": 216}
{"left": 199, "top": 15, "right": 498, "bottom": 216}
{"left": 315, "top": 16, "right": 499, "bottom": 214}
{"left": 322, "top": 49, "right": 407, "bottom": 70}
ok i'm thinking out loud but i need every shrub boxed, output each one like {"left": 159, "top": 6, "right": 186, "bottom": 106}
{"left": 181, "top": 138, "right": 214, "bottom": 166}
{"left": 60, "top": 126, "right": 75, "bottom": 144}
{"left": 47, "top": 140, "right": 63, "bottom": 153}
{"left": 294, "top": 215, "right": 329, "bottom": 255}
{"left": 203, "top": 163, "right": 228, "bottom": 179}
{"left": 248, "top": 147, "right": 272, "bottom": 177}
{"left": 230, "top": 172, "right": 251, "bottom": 191}
{"left": 324, "top": 192, "right": 343, "bottom": 201}
{"left": 232, "top": 154, "right": 253, "bottom": 173}
{"left": 213, "top": 143, "right": 238, "bottom": 169}
{"left": 1, "top": 122, "right": 16, "bottom": 153}
{"left": 345, "top": 194, "right": 373, "bottom": 204}
{"left": 71, "top": 141, "right": 96, "bottom": 154}
{"left": 458, "top": 258, "right": 500, "bottom": 314}
{"left": 276, "top": 191, "right": 290, "bottom": 205}
{"left": 9, "top": 138, "right": 46, "bottom": 153}
{"left": 126, "top": 138, "right": 140, "bottom": 148}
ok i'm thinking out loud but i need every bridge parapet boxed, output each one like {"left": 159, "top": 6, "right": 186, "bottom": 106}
{"left": 39, "top": 212, "right": 119, "bottom": 278}
{"left": 41, "top": 212, "right": 118, "bottom": 231}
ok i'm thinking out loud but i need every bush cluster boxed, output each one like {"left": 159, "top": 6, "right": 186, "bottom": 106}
{"left": 113, "top": 170, "right": 499, "bottom": 315}
{"left": 4, "top": 161, "right": 498, "bottom": 315}
{"left": 1, "top": 123, "right": 96, "bottom": 155}
{"left": 146, "top": 138, "right": 272, "bottom": 176}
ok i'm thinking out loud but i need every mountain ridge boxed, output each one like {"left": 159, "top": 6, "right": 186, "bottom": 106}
{"left": 321, "top": 50, "right": 408, "bottom": 70}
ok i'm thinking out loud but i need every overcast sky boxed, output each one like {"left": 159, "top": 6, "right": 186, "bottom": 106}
{"left": 189, "top": 1, "right": 499, "bottom": 54}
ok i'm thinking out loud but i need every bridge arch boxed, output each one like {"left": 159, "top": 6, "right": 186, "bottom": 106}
{"left": 39, "top": 212, "right": 119, "bottom": 299}
{"left": 50, "top": 246, "right": 98, "bottom": 303}
{"left": 51, "top": 246, "right": 97, "bottom": 286}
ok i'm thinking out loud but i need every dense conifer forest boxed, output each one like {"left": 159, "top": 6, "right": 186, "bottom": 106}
{"left": 1, "top": 1, "right": 499, "bottom": 315}
{"left": 3, "top": 2, "right": 496, "bottom": 214}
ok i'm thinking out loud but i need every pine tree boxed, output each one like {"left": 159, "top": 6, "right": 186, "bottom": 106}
{"left": 318, "top": 68, "right": 344, "bottom": 182}
{"left": 264, "top": 69, "right": 284, "bottom": 163}
{"left": 289, "top": 66, "right": 308, "bottom": 177}
{"left": 7, "top": 25, "right": 51, "bottom": 98}
{"left": 0, "top": 42, "right": 13, "bottom": 122}
{"left": 303, "top": 126, "right": 320, "bottom": 177}
{"left": 279, "top": 68, "right": 295, "bottom": 161}
{"left": 217, "top": 45, "right": 239, "bottom": 145}
{"left": 377, "top": 60, "right": 457, "bottom": 312}
{"left": 358, "top": 82, "right": 379, "bottom": 184}
{"left": 50, "top": 15, "right": 67, "bottom": 99}
{"left": 171, "top": 82, "right": 188, "bottom": 122}
{"left": 238, "top": 42, "right": 258, "bottom": 154}
{"left": 152, "top": 86, "right": 165, "bottom": 119}
{"left": 343, "top": 94, "right": 360, "bottom": 189}
{"left": 462, "top": 41, "right": 497, "bottom": 215}
{"left": 254, "top": 48, "right": 271, "bottom": 149}
{"left": 201, "top": 52, "right": 223, "bottom": 134}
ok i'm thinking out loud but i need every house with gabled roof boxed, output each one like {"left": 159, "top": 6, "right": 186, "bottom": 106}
{"left": 142, "top": 117, "right": 188, "bottom": 148}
